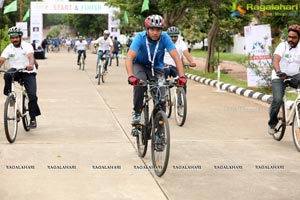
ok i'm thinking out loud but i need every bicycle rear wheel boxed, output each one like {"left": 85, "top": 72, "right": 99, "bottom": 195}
{"left": 174, "top": 87, "right": 187, "bottom": 126}
{"left": 22, "top": 92, "right": 30, "bottom": 132}
{"left": 136, "top": 105, "right": 149, "bottom": 157}
{"left": 151, "top": 110, "right": 170, "bottom": 177}
{"left": 4, "top": 94, "right": 18, "bottom": 143}
{"left": 292, "top": 104, "right": 300, "bottom": 151}
{"left": 273, "top": 103, "right": 286, "bottom": 141}
{"left": 165, "top": 86, "right": 172, "bottom": 118}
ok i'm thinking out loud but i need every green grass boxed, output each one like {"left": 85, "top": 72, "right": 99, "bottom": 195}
{"left": 190, "top": 49, "right": 247, "bottom": 64}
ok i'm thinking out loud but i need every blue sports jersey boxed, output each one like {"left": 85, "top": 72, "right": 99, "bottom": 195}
{"left": 130, "top": 31, "right": 176, "bottom": 69}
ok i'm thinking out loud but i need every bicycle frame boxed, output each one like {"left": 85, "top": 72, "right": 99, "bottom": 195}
{"left": 10, "top": 72, "right": 28, "bottom": 119}
{"left": 283, "top": 88, "right": 300, "bottom": 128}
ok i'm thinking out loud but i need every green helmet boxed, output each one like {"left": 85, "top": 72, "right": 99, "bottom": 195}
{"left": 8, "top": 26, "right": 23, "bottom": 37}
{"left": 167, "top": 26, "right": 180, "bottom": 36}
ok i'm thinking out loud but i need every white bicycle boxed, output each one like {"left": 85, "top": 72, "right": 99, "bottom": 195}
{"left": 97, "top": 54, "right": 108, "bottom": 85}
{"left": 165, "top": 77, "right": 187, "bottom": 126}
{"left": 273, "top": 77, "right": 300, "bottom": 152}
{"left": 0, "top": 68, "right": 31, "bottom": 143}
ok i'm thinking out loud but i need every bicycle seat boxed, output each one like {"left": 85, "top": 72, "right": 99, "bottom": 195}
{"left": 18, "top": 79, "right": 25, "bottom": 86}
{"left": 100, "top": 54, "right": 107, "bottom": 60}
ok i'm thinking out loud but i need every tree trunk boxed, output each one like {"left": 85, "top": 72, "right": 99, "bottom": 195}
{"left": 205, "top": 18, "right": 219, "bottom": 73}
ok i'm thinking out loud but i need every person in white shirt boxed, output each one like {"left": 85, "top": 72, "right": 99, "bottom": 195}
{"left": 93, "top": 30, "right": 114, "bottom": 78}
{"left": 0, "top": 26, "right": 41, "bottom": 128}
{"left": 268, "top": 24, "right": 300, "bottom": 135}
{"left": 164, "top": 26, "right": 196, "bottom": 92}
{"left": 75, "top": 36, "right": 88, "bottom": 65}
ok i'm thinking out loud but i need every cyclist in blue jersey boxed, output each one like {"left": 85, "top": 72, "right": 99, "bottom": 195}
{"left": 126, "top": 14, "right": 186, "bottom": 125}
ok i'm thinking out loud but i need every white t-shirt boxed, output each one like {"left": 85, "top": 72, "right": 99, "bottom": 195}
{"left": 94, "top": 36, "right": 113, "bottom": 51}
{"left": 164, "top": 38, "right": 188, "bottom": 67}
{"left": 272, "top": 41, "right": 300, "bottom": 79}
{"left": 1, "top": 41, "right": 36, "bottom": 73}
{"left": 75, "top": 40, "right": 87, "bottom": 51}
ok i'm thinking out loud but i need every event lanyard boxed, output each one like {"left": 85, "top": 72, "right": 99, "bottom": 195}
{"left": 146, "top": 37, "right": 160, "bottom": 76}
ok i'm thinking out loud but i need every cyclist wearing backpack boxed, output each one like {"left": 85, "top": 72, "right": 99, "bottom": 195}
{"left": 126, "top": 14, "right": 186, "bottom": 125}
{"left": 126, "top": 35, "right": 133, "bottom": 52}
{"left": 0, "top": 26, "right": 41, "bottom": 128}
{"left": 109, "top": 36, "right": 121, "bottom": 67}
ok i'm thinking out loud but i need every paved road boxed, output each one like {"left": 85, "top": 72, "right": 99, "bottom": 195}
{"left": 0, "top": 50, "right": 300, "bottom": 200}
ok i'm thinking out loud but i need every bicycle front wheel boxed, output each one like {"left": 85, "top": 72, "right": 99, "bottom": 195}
{"left": 165, "top": 86, "right": 172, "bottom": 118}
{"left": 136, "top": 105, "right": 149, "bottom": 157}
{"left": 4, "top": 94, "right": 18, "bottom": 143}
{"left": 22, "top": 93, "right": 30, "bottom": 132}
{"left": 292, "top": 104, "right": 300, "bottom": 151}
{"left": 174, "top": 87, "right": 187, "bottom": 126}
{"left": 97, "top": 64, "right": 101, "bottom": 85}
{"left": 100, "top": 64, "right": 105, "bottom": 83}
{"left": 151, "top": 110, "right": 170, "bottom": 177}
{"left": 82, "top": 57, "right": 85, "bottom": 71}
{"left": 273, "top": 103, "right": 286, "bottom": 141}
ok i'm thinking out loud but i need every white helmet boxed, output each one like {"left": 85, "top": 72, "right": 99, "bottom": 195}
{"left": 103, "top": 30, "right": 110, "bottom": 35}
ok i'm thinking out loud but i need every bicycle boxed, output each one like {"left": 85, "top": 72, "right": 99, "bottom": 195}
{"left": 165, "top": 77, "right": 187, "bottom": 126}
{"left": 0, "top": 68, "right": 31, "bottom": 143}
{"left": 273, "top": 77, "right": 300, "bottom": 152}
{"left": 97, "top": 54, "right": 107, "bottom": 85}
{"left": 131, "top": 79, "right": 170, "bottom": 177}
{"left": 78, "top": 51, "right": 85, "bottom": 71}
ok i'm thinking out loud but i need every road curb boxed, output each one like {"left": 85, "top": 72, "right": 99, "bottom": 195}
{"left": 185, "top": 73, "right": 273, "bottom": 104}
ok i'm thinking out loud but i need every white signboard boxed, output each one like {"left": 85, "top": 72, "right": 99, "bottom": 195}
{"left": 30, "top": 1, "right": 120, "bottom": 45}
{"left": 16, "top": 22, "right": 28, "bottom": 38}
{"left": 244, "top": 24, "right": 272, "bottom": 87}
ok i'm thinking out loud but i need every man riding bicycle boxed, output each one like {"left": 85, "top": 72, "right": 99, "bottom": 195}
{"left": 268, "top": 24, "right": 300, "bottom": 135}
{"left": 0, "top": 26, "right": 41, "bottom": 128}
{"left": 94, "top": 30, "right": 114, "bottom": 78}
{"left": 75, "top": 36, "right": 87, "bottom": 65}
{"left": 125, "top": 14, "right": 186, "bottom": 125}
{"left": 164, "top": 26, "right": 196, "bottom": 92}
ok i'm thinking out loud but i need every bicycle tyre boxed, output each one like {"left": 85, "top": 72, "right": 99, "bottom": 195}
{"left": 174, "top": 87, "right": 187, "bottom": 126}
{"left": 97, "top": 64, "right": 101, "bottom": 85}
{"left": 4, "top": 94, "right": 18, "bottom": 143}
{"left": 165, "top": 86, "right": 172, "bottom": 118}
{"left": 151, "top": 110, "right": 170, "bottom": 177}
{"left": 100, "top": 64, "right": 105, "bottom": 83}
{"left": 136, "top": 105, "right": 149, "bottom": 157}
{"left": 273, "top": 103, "right": 286, "bottom": 141}
{"left": 82, "top": 56, "right": 85, "bottom": 71}
{"left": 22, "top": 92, "right": 30, "bottom": 132}
{"left": 292, "top": 104, "right": 300, "bottom": 151}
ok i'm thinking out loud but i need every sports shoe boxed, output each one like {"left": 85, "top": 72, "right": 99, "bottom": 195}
{"left": 268, "top": 127, "right": 276, "bottom": 135}
{"left": 77, "top": 62, "right": 80, "bottom": 65}
{"left": 28, "top": 118, "right": 37, "bottom": 129}
{"left": 95, "top": 74, "right": 99, "bottom": 79}
{"left": 132, "top": 113, "right": 141, "bottom": 125}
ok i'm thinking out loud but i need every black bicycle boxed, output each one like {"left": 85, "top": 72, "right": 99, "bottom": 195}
{"left": 0, "top": 69, "right": 31, "bottom": 143}
{"left": 131, "top": 79, "right": 170, "bottom": 177}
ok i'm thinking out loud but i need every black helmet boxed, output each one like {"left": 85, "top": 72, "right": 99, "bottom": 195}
{"left": 167, "top": 26, "right": 180, "bottom": 36}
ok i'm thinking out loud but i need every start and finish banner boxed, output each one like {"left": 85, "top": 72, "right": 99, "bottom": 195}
{"left": 30, "top": 1, "right": 120, "bottom": 45}
{"left": 244, "top": 24, "right": 272, "bottom": 87}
